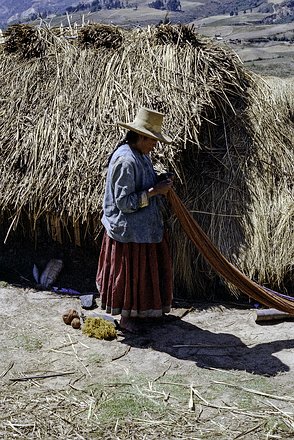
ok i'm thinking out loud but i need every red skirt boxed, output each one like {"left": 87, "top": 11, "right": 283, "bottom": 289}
{"left": 96, "top": 232, "right": 173, "bottom": 318}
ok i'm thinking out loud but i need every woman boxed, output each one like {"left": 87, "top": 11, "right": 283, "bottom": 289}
{"left": 96, "top": 107, "right": 173, "bottom": 332}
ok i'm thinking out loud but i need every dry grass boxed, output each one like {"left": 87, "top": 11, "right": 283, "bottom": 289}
{"left": 3, "top": 24, "right": 52, "bottom": 59}
{"left": 0, "top": 23, "right": 293, "bottom": 297}
{"left": 1, "top": 285, "right": 294, "bottom": 439}
{"left": 239, "top": 76, "right": 294, "bottom": 289}
{"left": 78, "top": 23, "right": 124, "bottom": 49}
{"left": 1, "top": 375, "right": 294, "bottom": 439}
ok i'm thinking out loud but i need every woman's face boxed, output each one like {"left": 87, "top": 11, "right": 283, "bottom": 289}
{"left": 135, "top": 134, "right": 157, "bottom": 154}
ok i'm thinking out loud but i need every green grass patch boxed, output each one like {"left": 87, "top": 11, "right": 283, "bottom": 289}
{"left": 17, "top": 334, "right": 43, "bottom": 352}
{"left": 97, "top": 392, "right": 162, "bottom": 421}
{"left": 88, "top": 382, "right": 165, "bottom": 424}
{"left": 86, "top": 373, "right": 192, "bottom": 423}
{"left": 87, "top": 352, "right": 104, "bottom": 365}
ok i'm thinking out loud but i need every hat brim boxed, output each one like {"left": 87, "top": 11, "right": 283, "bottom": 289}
{"left": 118, "top": 122, "right": 172, "bottom": 144}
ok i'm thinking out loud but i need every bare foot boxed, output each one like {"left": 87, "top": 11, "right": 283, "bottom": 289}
{"left": 120, "top": 316, "right": 140, "bottom": 333}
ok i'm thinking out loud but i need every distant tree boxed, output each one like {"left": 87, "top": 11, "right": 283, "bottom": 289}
{"left": 67, "top": 2, "right": 88, "bottom": 12}
{"left": 77, "top": 2, "right": 88, "bottom": 11}
{"left": 229, "top": 10, "right": 234, "bottom": 16}
{"left": 149, "top": 0, "right": 164, "bottom": 9}
{"left": 91, "top": 0, "right": 102, "bottom": 11}
{"left": 150, "top": 0, "right": 180, "bottom": 11}
{"left": 258, "top": 4, "right": 273, "bottom": 13}
{"left": 29, "top": 13, "right": 38, "bottom": 21}
{"left": 166, "top": 0, "right": 181, "bottom": 11}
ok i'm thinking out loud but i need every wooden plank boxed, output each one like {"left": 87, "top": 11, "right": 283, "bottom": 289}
{"left": 255, "top": 308, "right": 294, "bottom": 322}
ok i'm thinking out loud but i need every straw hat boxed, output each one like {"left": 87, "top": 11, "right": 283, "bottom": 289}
{"left": 118, "top": 107, "right": 172, "bottom": 144}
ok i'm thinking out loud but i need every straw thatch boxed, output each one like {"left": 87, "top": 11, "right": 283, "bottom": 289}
{"left": 3, "top": 24, "right": 51, "bottom": 59}
{"left": 78, "top": 23, "right": 124, "bottom": 49}
{"left": 239, "top": 76, "right": 294, "bottom": 290}
{"left": 0, "top": 23, "right": 293, "bottom": 297}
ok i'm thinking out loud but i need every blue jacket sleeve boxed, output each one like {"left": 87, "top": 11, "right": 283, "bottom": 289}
{"left": 111, "top": 158, "right": 142, "bottom": 213}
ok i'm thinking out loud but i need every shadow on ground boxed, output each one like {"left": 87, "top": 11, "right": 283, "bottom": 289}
{"left": 121, "top": 317, "right": 294, "bottom": 376}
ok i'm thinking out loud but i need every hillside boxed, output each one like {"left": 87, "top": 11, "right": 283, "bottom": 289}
{"left": 262, "top": 0, "right": 294, "bottom": 23}
{"left": 0, "top": 0, "right": 292, "bottom": 28}
{"left": 0, "top": 0, "right": 293, "bottom": 78}
{"left": 0, "top": 0, "right": 91, "bottom": 27}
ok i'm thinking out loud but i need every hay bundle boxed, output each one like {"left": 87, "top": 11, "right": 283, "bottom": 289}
{"left": 78, "top": 24, "right": 123, "bottom": 49}
{"left": 151, "top": 24, "right": 205, "bottom": 47}
{"left": 3, "top": 24, "right": 50, "bottom": 59}
{"left": 239, "top": 77, "right": 294, "bottom": 289}
{"left": 0, "top": 24, "right": 292, "bottom": 297}
{"left": 172, "top": 75, "right": 294, "bottom": 296}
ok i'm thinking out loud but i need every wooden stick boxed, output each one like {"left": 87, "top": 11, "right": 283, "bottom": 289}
{"left": 255, "top": 308, "right": 294, "bottom": 322}
{"left": 0, "top": 361, "right": 14, "bottom": 378}
{"left": 213, "top": 381, "right": 294, "bottom": 402}
{"left": 9, "top": 371, "right": 75, "bottom": 382}
{"left": 111, "top": 346, "right": 131, "bottom": 361}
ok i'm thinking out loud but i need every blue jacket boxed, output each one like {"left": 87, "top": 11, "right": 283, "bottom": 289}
{"left": 101, "top": 144, "right": 164, "bottom": 243}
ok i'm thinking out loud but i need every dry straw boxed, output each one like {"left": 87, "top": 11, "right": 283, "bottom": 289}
{"left": 3, "top": 24, "right": 52, "bottom": 58}
{"left": 2, "top": 375, "right": 294, "bottom": 438}
{"left": 0, "top": 23, "right": 293, "bottom": 297}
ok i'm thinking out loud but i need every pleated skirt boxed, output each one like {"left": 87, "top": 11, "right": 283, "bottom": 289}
{"left": 96, "top": 231, "right": 173, "bottom": 318}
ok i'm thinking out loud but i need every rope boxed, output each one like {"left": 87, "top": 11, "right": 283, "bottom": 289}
{"left": 168, "top": 189, "right": 294, "bottom": 313}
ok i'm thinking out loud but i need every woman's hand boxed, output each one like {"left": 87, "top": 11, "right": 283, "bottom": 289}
{"left": 157, "top": 172, "right": 175, "bottom": 182}
{"left": 148, "top": 179, "right": 173, "bottom": 198}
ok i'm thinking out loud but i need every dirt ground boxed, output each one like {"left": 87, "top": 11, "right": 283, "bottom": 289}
{"left": 1, "top": 286, "right": 294, "bottom": 439}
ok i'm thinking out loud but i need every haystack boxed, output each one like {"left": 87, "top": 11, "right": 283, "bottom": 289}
{"left": 0, "top": 24, "right": 293, "bottom": 297}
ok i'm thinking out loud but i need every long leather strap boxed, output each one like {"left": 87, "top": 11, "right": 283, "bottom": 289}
{"left": 168, "top": 189, "right": 294, "bottom": 313}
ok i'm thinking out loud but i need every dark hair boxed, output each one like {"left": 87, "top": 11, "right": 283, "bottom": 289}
{"left": 107, "top": 130, "right": 139, "bottom": 165}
